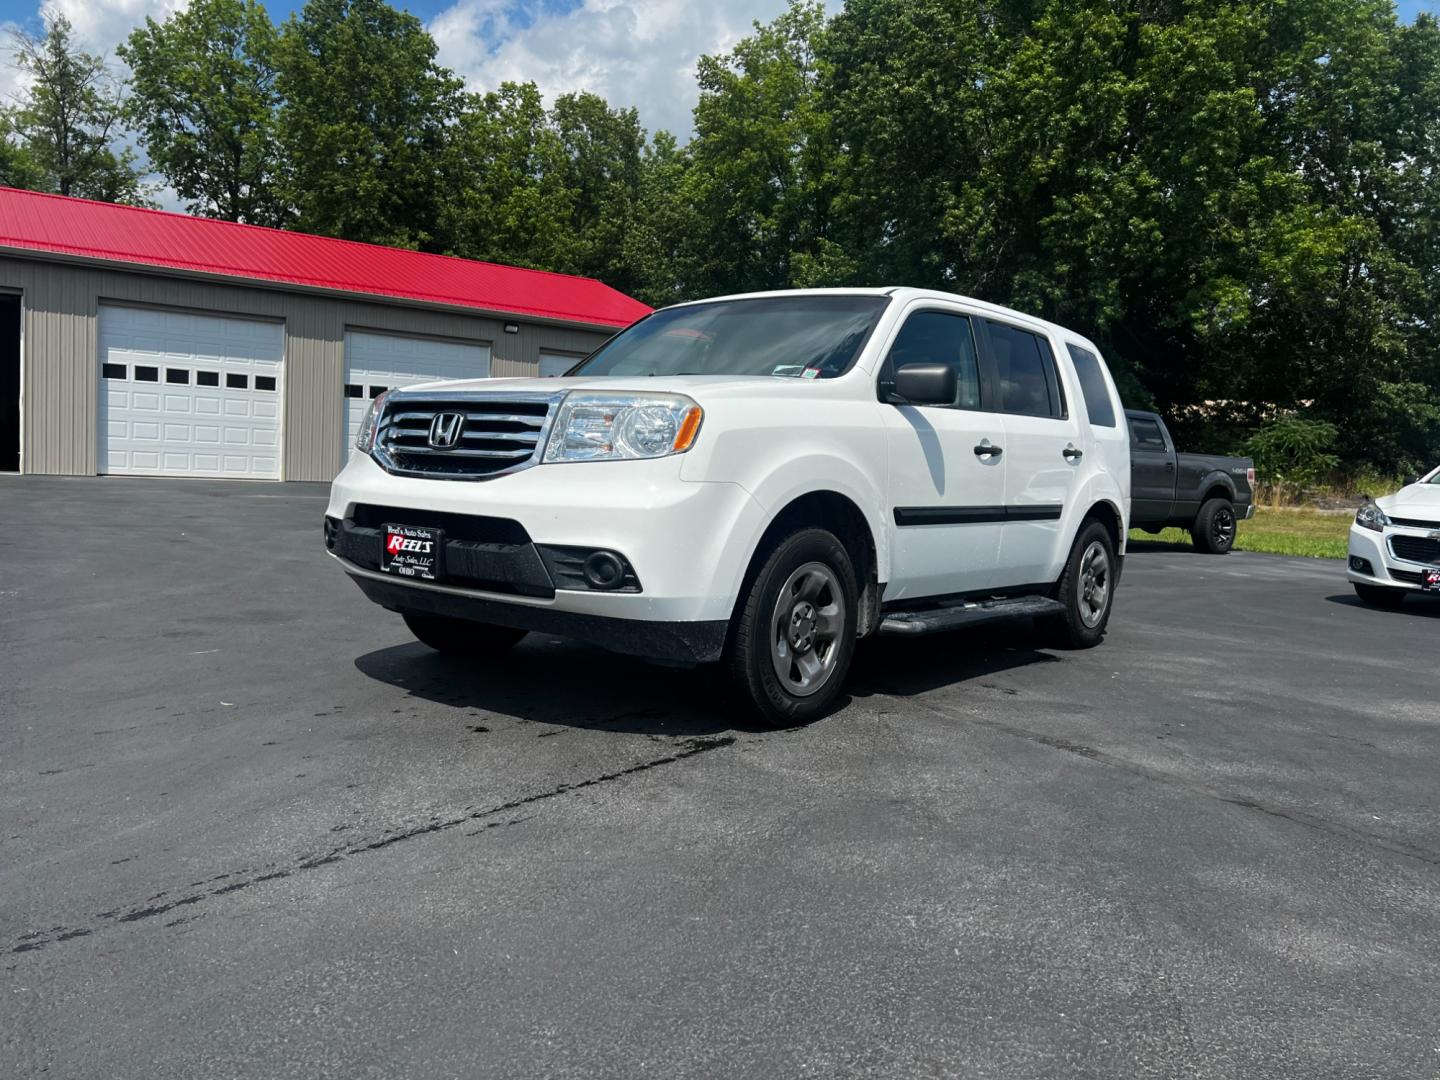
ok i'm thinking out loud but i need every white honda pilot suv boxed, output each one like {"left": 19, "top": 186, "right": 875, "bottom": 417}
{"left": 325, "top": 289, "right": 1130, "bottom": 724}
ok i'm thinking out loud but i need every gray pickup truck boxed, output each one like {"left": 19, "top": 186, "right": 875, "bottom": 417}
{"left": 1127, "top": 409, "right": 1256, "bottom": 554}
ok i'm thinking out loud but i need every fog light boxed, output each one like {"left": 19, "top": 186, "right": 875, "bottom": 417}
{"left": 582, "top": 551, "right": 627, "bottom": 589}
{"left": 1350, "top": 555, "right": 1373, "bottom": 575}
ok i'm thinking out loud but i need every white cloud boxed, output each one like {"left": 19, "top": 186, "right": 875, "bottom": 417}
{"left": 38, "top": 0, "right": 188, "bottom": 55}
{"left": 429, "top": 0, "right": 822, "bottom": 139}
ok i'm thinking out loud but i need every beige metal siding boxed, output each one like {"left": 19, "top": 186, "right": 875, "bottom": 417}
{"left": 0, "top": 255, "right": 617, "bottom": 480}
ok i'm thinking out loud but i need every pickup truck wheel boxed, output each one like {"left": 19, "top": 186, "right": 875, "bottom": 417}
{"left": 402, "top": 613, "right": 527, "bottom": 656}
{"left": 1044, "top": 521, "right": 1116, "bottom": 649}
{"left": 1191, "top": 498, "right": 1237, "bottom": 554}
{"left": 1353, "top": 583, "right": 1408, "bottom": 609}
{"left": 730, "top": 528, "right": 858, "bottom": 727}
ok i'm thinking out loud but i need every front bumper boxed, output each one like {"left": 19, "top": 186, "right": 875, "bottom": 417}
{"left": 326, "top": 450, "right": 768, "bottom": 631}
{"left": 1346, "top": 523, "right": 1440, "bottom": 590}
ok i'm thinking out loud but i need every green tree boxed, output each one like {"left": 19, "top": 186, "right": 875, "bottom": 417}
{"left": 437, "top": 82, "right": 574, "bottom": 268}
{"left": 680, "top": 0, "right": 835, "bottom": 297}
{"left": 9, "top": 13, "right": 149, "bottom": 203}
{"left": 550, "top": 91, "right": 648, "bottom": 292}
{"left": 120, "top": 0, "right": 283, "bottom": 224}
{"left": 275, "top": 0, "right": 463, "bottom": 247}
{"left": 0, "top": 108, "right": 45, "bottom": 190}
{"left": 809, "top": 0, "right": 1440, "bottom": 471}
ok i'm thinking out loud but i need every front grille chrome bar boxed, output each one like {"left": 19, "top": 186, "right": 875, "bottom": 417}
{"left": 370, "top": 390, "right": 563, "bottom": 481}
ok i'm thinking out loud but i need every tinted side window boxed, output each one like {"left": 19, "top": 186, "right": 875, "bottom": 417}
{"left": 882, "top": 311, "right": 981, "bottom": 409}
{"left": 1066, "top": 344, "right": 1116, "bottom": 427}
{"left": 987, "top": 321, "right": 1064, "bottom": 419}
{"left": 1129, "top": 417, "right": 1166, "bottom": 448}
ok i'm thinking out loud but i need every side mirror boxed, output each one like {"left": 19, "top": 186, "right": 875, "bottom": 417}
{"left": 892, "top": 363, "right": 956, "bottom": 406}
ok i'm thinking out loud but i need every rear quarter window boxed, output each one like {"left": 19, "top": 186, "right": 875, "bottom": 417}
{"left": 1065, "top": 344, "right": 1116, "bottom": 428}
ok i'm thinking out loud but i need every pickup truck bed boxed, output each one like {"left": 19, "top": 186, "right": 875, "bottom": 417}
{"left": 1127, "top": 409, "right": 1255, "bottom": 553}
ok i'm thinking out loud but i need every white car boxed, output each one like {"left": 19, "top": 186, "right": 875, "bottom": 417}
{"left": 1348, "top": 468, "right": 1440, "bottom": 606}
{"left": 325, "top": 288, "right": 1131, "bottom": 724}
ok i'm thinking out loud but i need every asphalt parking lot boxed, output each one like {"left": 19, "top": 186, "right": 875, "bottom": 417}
{"left": 3, "top": 476, "right": 1439, "bottom": 1078}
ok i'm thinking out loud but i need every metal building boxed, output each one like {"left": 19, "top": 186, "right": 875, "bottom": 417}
{"left": 0, "top": 187, "right": 651, "bottom": 481}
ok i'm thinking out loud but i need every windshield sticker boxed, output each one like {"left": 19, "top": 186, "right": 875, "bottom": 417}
{"left": 801, "top": 367, "right": 821, "bottom": 380}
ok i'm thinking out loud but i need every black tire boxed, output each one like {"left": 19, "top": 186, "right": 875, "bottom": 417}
{"left": 402, "top": 612, "right": 527, "bottom": 655}
{"left": 729, "top": 528, "right": 858, "bottom": 727}
{"left": 1191, "top": 497, "right": 1237, "bottom": 554}
{"left": 1352, "top": 583, "right": 1408, "bottom": 609}
{"left": 1043, "top": 520, "right": 1117, "bottom": 649}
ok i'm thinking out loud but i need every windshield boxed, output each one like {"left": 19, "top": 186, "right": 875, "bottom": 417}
{"left": 571, "top": 295, "right": 890, "bottom": 380}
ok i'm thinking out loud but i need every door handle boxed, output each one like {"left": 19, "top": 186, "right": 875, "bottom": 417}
{"left": 973, "top": 442, "right": 1002, "bottom": 459}
{"left": 1063, "top": 444, "right": 1083, "bottom": 462}
{"left": 1164, "top": 461, "right": 1175, "bottom": 471}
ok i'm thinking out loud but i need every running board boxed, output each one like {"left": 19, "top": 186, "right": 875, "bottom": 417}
{"left": 877, "top": 594, "right": 1064, "bottom": 636}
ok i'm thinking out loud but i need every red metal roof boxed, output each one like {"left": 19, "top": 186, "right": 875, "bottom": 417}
{"left": 0, "top": 187, "right": 651, "bottom": 329}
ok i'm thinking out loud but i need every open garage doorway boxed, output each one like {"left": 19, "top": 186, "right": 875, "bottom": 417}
{"left": 0, "top": 294, "right": 18, "bottom": 472}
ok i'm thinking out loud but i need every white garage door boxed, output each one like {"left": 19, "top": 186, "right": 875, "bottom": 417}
{"left": 344, "top": 330, "right": 491, "bottom": 458}
{"left": 539, "top": 351, "right": 580, "bottom": 377}
{"left": 99, "top": 305, "right": 284, "bottom": 479}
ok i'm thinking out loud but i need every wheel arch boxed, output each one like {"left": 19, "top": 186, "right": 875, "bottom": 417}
{"left": 1198, "top": 473, "right": 1238, "bottom": 506}
{"left": 730, "top": 489, "right": 883, "bottom": 638}
{"left": 1079, "top": 497, "right": 1126, "bottom": 556}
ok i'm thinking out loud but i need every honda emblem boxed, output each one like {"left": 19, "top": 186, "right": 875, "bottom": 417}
{"left": 428, "top": 412, "right": 464, "bottom": 450}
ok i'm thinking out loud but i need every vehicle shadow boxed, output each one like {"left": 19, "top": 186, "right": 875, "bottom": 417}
{"left": 849, "top": 620, "right": 1061, "bottom": 700}
{"left": 1124, "top": 538, "right": 1194, "bottom": 554}
{"left": 1324, "top": 593, "right": 1440, "bottom": 618}
{"left": 355, "top": 621, "right": 1062, "bottom": 734}
{"left": 354, "top": 634, "right": 765, "bottom": 735}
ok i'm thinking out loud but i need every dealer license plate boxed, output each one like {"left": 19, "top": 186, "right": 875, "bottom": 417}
{"left": 382, "top": 524, "right": 444, "bottom": 581}
{"left": 1423, "top": 567, "right": 1440, "bottom": 592}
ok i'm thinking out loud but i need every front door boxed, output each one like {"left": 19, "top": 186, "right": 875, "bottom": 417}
{"left": 881, "top": 307, "right": 1009, "bottom": 600}
{"left": 1128, "top": 413, "right": 1174, "bottom": 523}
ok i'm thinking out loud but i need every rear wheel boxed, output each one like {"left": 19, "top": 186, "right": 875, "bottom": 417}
{"left": 1352, "top": 583, "right": 1408, "bottom": 609}
{"left": 1191, "top": 498, "right": 1237, "bottom": 554}
{"left": 729, "top": 528, "right": 858, "bottom": 727}
{"left": 402, "top": 613, "right": 527, "bottom": 655}
{"left": 1044, "top": 520, "right": 1116, "bottom": 649}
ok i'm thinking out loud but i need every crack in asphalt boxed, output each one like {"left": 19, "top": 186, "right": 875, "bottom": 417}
{"left": 910, "top": 695, "right": 1440, "bottom": 870}
{"left": 10, "top": 734, "right": 735, "bottom": 955}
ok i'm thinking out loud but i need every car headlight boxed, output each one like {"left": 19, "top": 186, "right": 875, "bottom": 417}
{"left": 543, "top": 393, "right": 703, "bottom": 463}
{"left": 1355, "top": 502, "right": 1391, "bottom": 532}
{"left": 355, "top": 390, "right": 390, "bottom": 453}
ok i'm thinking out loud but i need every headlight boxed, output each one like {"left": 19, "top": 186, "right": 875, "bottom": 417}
{"left": 355, "top": 390, "right": 389, "bottom": 453}
{"left": 1355, "top": 502, "right": 1391, "bottom": 532}
{"left": 543, "top": 393, "right": 703, "bottom": 463}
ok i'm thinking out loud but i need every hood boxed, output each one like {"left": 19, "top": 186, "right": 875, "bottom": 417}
{"left": 387, "top": 373, "right": 845, "bottom": 401}
{"left": 1377, "top": 479, "right": 1440, "bottom": 515}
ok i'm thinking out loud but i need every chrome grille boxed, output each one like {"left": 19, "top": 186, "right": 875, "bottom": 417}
{"left": 1389, "top": 533, "right": 1440, "bottom": 564}
{"left": 372, "top": 392, "right": 559, "bottom": 479}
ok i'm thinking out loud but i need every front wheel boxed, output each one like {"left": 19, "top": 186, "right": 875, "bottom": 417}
{"left": 1043, "top": 520, "right": 1117, "bottom": 649}
{"left": 1352, "top": 583, "right": 1408, "bottom": 609}
{"left": 729, "top": 528, "right": 858, "bottom": 727}
{"left": 403, "top": 612, "right": 527, "bottom": 655}
{"left": 1191, "top": 498, "right": 1237, "bottom": 554}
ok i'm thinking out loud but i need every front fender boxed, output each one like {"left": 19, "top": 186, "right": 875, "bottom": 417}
{"left": 740, "top": 456, "right": 894, "bottom": 582}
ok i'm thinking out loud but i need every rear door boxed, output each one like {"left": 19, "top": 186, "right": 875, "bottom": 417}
{"left": 979, "top": 318, "right": 1084, "bottom": 585}
{"left": 881, "top": 306, "right": 1009, "bottom": 600}
{"left": 1127, "top": 413, "right": 1175, "bottom": 523}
